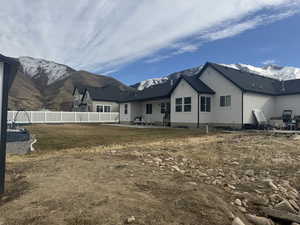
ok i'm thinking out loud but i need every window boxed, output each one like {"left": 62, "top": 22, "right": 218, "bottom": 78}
{"left": 146, "top": 104, "right": 152, "bottom": 114}
{"left": 166, "top": 103, "right": 170, "bottom": 113}
{"left": 220, "top": 95, "right": 231, "bottom": 107}
{"left": 124, "top": 104, "right": 128, "bottom": 114}
{"left": 200, "top": 96, "right": 211, "bottom": 112}
{"left": 104, "top": 105, "right": 111, "bottom": 112}
{"left": 184, "top": 97, "right": 192, "bottom": 112}
{"left": 175, "top": 98, "right": 182, "bottom": 112}
{"left": 161, "top": 103, "right": 166, "bottom": 114}
{"left": 96, "top": 105, "right": 103, "bottom": 112}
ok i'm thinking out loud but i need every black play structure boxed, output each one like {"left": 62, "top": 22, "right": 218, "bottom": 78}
{"left": 0, "top": 54, "right": 19, "bottom": 194}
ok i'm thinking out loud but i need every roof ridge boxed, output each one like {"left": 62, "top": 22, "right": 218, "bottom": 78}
{"left": 209, "top": 62, "right": 281, "bottom": 82}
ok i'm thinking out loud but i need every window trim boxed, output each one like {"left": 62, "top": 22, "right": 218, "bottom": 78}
{"left": 220, "top": 95, "right": 231, "bottom": 107}
{"left": 96, "top": 104, "right": 112, "bottom": 113}
{"left": 200, "top": 96, "right": 211, "bottom": 112}
{"left": 175, "top": 98, "right": 183, "bottom": 112}
{"left": 184, "top": 97, "right": 192, "bottom": 112}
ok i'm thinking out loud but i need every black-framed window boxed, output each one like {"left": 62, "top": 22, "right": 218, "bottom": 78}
{"left": 166, "top": 102, "right": 170, "bottom": 113}
{"left": 96, "top": 105, "right": 103, "bottom": 112}
{"left": 175, "top": 98, "right": 182, "bottom": 112}
{"left": 200, "top": 96, "right": 211, "bottom": 112}
{"left": 184, "top": 97, "right": 192, "bottom": 112}
{"left": 161, "top": 103, "right": 166, "bottom": 114}
{"left": 146, "top": 104, "right": 152, "bottom": 114}
{"left": 104, "top": 105, "right": 111, "bottom": 112}
{"left": 124, "top": 104, "right": 128, "bottom": 114}
{"left": 220, "top": 95, "right": 231, "bottom": 107}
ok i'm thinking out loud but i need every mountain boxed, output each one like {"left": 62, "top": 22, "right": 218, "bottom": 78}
{"left": 8, "top": 57, "right": 131, "bottom": 111}
{"left": 134, "top": 63, "right": 300, "bottom": 90}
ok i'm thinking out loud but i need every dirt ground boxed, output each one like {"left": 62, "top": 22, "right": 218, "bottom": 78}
{"left": 1, "top": 125, "right": 300, "bottom": 225}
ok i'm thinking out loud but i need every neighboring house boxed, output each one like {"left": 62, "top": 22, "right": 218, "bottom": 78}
{"left": 73, "top": 86, "right": 121, "bottom": 113}
{"left": 73, "top": 62, "right": 300, "bottom": 128}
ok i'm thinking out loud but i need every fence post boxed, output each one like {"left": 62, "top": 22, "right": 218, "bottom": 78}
{"left": 60, "top": 111, "right": 63, "bottom": 123}
{"left": 88, "top": 112, "right": 90, "bottom": 123}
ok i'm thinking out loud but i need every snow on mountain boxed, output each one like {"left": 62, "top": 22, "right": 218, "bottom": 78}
{"left": 19, "top": 57, "right": 74, "bottom": 85}
{"left": 135, "top": 77, "right": 168, "bottom": 91}
{"left": 135, "top": 63, "right": 300, "bottom": 90}
{"left": 222, "top": 63, "right": 300, "bottom": 81}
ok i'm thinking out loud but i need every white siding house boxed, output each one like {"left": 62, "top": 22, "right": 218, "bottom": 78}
{"left": 74, "top": 62, "right": 300, "bottom": 129}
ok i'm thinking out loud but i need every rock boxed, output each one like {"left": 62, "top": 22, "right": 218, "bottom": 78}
{"left": 234, "top": 199, "right": 242, "bottom": 206}
{"left": 261, "top": 207, "right": 300, "bottom": 223}
{"left": 171, "top": 165, "right": 185, "bottom": 174}
{"left": 197, "top": 171, "right": 208, "bottom": 177}
{"left": 126, "top": 216, "right": 136, "bottom": 223}
{"left": 292, "top": 223, "right": 300, "bottom": 225}
{"left": 244, "top": 169, "right": 255, "bottom": 177}
{"left": 275, "top": 199, "right": 298, "bottom": 214}
{"left": 0, "top": 218, "right": 5, "bottom": 225}
{"left": 153, "top": 157, "right": 162, "bottom": 164}
{"left": 289, "top": 199, "right": 300, "bottom": 211}
{"left": 231, "top": 161, "right": 239, "bottom": 166}
{"left": 227, "top": 184, "right": 236, "bottom": 190}
{"left": 264, "top": 179, "right": 278, "bottom": 190}
{"left": 246, "top": 214, "right": 274, "bottom": 225}
{"left": 232, "top": 217, "right": 246, "bottom": 225}
{"left": 238, "top": 206, "right": 247, "bottom": 213}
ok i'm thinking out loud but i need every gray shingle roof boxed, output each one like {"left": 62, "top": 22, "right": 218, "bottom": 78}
{"left": 199, "top": 63, "right": 300, "bottom": 96}
{"left": 85, "top": 86, "right": 124, "bottom": 101}
{"left": 182, "top": 75, "right": 215, "bottom": 94}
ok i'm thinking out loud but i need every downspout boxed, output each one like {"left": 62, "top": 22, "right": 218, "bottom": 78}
{"left": 241, "top": 91, "right": 244, "bottom": 129}
{"left": 197, "top": 92, "right": 200, "bottom": 128}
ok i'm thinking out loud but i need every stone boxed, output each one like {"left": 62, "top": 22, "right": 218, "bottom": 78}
{"left": 246, "top": 214, "right": 274, "bottom": 225}
{"left": 232, "top": 217, "right": 246, "bottom": 225}
{"left": 231, "top": 161, "right": 239, "bottom": 165}
{"left": 289, "top": 199, "right": 300, "bottom": 211}
{"left": 171, "top": 165, "right": 185, "bottom": 174}
{"left": 244, "top": 169, "right": 255, "bottom": 177}
{"left": 126, "top": 216, "right": 136, "bottom": 223}
{"left": 234, "top": 199, "right": 242, "bottom": 206}
{"left": 261, "top": 207, "right": 300, "bottom": 223}
{"left": 197, "top": 171, "right": 208, "bottom": 177}
{"left": 275, "top": 199, "right": 298, "bottom": 214}
{"left": 153, "top": 157, "right": 162, "bottom": 164}
{"left": 264, "top": 179, "right": 278, "bottom": 190}
{"left": 238, "top": 206, "right": 247, "bottom": 213}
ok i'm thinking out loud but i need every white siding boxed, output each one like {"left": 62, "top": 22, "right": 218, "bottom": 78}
{"left": 171, "top": 79, "right": 198, "bottom": 124}
{"left": 92, "top": 101, "right": 119, "bottom": 112}
{"left": 199, "top": 67, "right": 243, "bottom": 125}
{"left": 120, "top": 102, "right": 142, "bottom": 122}
{"left": 275, "top": 95, "right": 300, "bottom": 117}
{"left": 141, "top": 99, "right": 169, "bottom": 123}
{"left": 243, "top": 92, "right": 275, "bottom": 124}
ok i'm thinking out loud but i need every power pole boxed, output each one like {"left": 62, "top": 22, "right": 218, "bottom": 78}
{"left": 0, "top": 55, "right": 18, "bottom": 194}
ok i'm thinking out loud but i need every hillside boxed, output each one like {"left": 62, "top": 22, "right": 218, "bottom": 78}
{"left": 8, "top": 57, "right": 131, "bottom": 111}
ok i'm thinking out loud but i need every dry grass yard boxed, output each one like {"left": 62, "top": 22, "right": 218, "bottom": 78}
{"left": 1, "top": 124, "right": 300, "bottom": 225}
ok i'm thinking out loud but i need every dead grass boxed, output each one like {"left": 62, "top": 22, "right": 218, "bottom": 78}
{"left": 1, "top": 128, "right": 300, "bottom": 225}
{"left": 26, "top": 124, "right": 206, "bottom": 152}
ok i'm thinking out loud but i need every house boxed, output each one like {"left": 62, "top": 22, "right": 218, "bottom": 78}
{"left": 72, "top": 85, "right": 123, "bottom": 113}
{"left": 74, "top": 62, "right": 300, "bottom": 128}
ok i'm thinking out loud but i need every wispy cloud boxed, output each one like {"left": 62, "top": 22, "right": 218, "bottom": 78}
{"left": 0, "top": 0, "right": 299, "bottom": 72}
{"left": 262, "top": 59, "right": 278, "bottom": 65}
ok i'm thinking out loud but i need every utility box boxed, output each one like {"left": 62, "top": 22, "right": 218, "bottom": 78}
{"left": 0, "top": 54, "right": 19, "bottom": 194}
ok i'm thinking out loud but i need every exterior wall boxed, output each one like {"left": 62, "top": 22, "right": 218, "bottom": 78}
{"left": 92, "top": 101, "right": 119, "bottom": 112}
{"left": 243, "top": 92, "right": 275, "bottom": 124}
{"left": 171, "top": 79, "right": 198, "bottom": 125}
{"left": 275, "top": 94, "right": 300, "bottom": 118}
{"left": 198, "top": 94, "right": 213, "bottom": 124}
{"left": 120, "top": 102, "right": 142, "bottom": 122}
{"left": 141, "top": 99, "right": 169, "bottom": 124}
{"left": 199, "top": 67, "right": 243, "bottom": 126}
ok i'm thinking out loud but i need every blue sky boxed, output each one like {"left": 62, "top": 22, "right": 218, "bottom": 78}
{"left": 112, "top": 12, "right": 300, "bottom": 85}
{"left": 1, "top": 0, "right": 300, "bottom": 85}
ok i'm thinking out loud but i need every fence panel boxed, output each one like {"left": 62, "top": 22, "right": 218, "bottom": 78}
{"left": 7, "top": 111, "right": 119, "bottom": 124}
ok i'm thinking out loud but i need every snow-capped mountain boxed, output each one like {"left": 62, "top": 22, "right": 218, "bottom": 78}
{"left": 135, "top": 77, "right": 168, "bottom": 90}
{"left": 134, "top": 63, "right": 300, "bottom": 90}
{"left": 223, "top": 64, "right": 300, "bottom": 81}
{"left": 19, "top": 56, "right": 74, "bottom": 85}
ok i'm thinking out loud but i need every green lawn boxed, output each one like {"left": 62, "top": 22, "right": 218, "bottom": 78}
{"left": 26, "top": 124, "right": 205, "bottom": 151}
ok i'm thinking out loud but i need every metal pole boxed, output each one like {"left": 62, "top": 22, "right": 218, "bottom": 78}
{"left": 0, "top": 62, "right": 9, "bottom": 194}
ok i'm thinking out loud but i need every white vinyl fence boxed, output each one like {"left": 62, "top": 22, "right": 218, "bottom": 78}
{"left": 7, "top": 111, "right": 119, "bottom": 124}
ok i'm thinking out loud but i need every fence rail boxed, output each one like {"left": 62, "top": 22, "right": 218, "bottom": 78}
{"left": 7, "top": 111, "right": 119, "bottom": 124}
